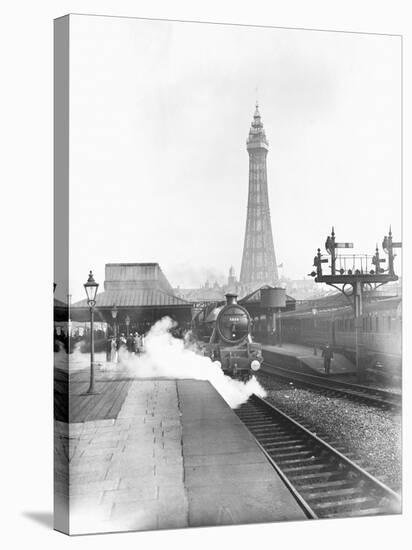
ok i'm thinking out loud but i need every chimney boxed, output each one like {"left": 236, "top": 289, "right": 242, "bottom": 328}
{"left": 225, "top": 293, "right": 238, "bottom": 305}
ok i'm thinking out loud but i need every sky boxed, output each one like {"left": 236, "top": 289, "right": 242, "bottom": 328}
{"left": 65, "top": 15, "right": 401, "bottom": 302}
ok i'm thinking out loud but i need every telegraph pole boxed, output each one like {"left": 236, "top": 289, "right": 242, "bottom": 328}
{"left": 309, "top": 227, "right": 401, "bottom": 381}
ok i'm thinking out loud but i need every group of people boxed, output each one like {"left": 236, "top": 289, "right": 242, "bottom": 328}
{"left": 106, "top": 332, "right": 145, "bottom": 363}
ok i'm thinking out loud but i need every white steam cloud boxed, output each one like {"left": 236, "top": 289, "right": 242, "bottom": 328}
{"left": 116, "top": 317, "right": 266, "bottom": 408}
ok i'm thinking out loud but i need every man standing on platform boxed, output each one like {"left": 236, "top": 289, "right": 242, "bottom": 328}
{"left": 322, "top": 344, "right": 334, "bottom": 375}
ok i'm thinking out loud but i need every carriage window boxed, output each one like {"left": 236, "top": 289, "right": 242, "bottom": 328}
{"left": 387, "top": 316, "right": 392, "bottom": 332}
{"left": 375, "top": 316, "right": 379, "bottom": 332}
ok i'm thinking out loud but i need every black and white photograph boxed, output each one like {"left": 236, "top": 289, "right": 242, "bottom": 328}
{"left": 52, "top": 13, "right": 403, "bottom": 536}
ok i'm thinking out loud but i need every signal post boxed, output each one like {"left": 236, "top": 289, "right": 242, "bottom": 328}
{"left": 310, "top": 227, "right": 401, "bottom": 380}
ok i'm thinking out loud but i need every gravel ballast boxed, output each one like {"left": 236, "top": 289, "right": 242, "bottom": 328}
{"left": 257, "top": 374, "right": 402, "bottom": 492}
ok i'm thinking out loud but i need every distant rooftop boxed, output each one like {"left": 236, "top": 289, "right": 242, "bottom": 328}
{"left": 72, "top": 262, "right": 191, "bottom": 309}
{"left": 174, "top": 287, "right": 225, "bottom": 303}
{"left": 104, "top": 262, "right": 174, "bottom": 294}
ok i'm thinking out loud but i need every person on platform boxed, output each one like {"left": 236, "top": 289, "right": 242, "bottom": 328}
{"left": 111, "top": 337, "right": 118, "bottom": 363}
{"left": 117, "top": 333, "right": 127, "bottom": 357}
{"left": 106, "top": 337, "right": 112, "bottom": 362}
{"left": 133, "top": 332, "right": 140, "bottom": 354}
{"left": 322, "top": 344, "right": 334, "bottom": 375}
{"left": 126, "top": 333, "right": 134, "bottom": 353}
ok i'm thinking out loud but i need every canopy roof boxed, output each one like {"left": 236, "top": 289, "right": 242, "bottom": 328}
{"left": 72, "top": 288, "right": 191, "bottom": 309}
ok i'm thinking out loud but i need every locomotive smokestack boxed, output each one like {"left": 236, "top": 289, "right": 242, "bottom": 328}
{"left": 225, "top": 293, "right": 238, "bottom": 305}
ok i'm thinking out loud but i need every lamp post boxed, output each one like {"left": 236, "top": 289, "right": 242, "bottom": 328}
{"left": 111, "top": 304, "right": 118, "bottom": 338}
{"left": 312, "top": 308, "right": 318, "bottom": 355}
{"left": 84, "top": 270, "right": 99, "bottom": 395}
{"left": 125, "top": 315, "right": 130, "bottom": 338}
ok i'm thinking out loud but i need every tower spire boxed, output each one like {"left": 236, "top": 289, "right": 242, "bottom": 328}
{"left": 240, "top": 104, "right": 278, "bottom": 294}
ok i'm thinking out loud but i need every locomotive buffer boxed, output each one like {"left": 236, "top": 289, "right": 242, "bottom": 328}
{"left": 309, "top": 226, "right": 401, "bottom": 379}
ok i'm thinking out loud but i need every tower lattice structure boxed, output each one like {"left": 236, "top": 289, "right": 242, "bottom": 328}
{"left": 240, "top": 104, "right": 278, "bottom": 295}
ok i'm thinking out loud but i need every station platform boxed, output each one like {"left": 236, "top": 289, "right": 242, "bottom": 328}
{"left": 54, "top": 374, "right": 307, "bottom": 535}
{"left": 262, "top": 343, "right": 357, "bottom": 376}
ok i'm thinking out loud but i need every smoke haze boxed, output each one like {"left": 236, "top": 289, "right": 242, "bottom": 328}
{"left": 117, "top": 317, "right": 266, "bottom": 408}
{"left": 55, "top": 317, "right": 266, "bottom": 407}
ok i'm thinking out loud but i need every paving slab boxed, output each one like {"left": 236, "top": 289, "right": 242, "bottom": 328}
{"left": 177, "top": 380, "right": 307, "bottom": 526}
{"left": 187, "top": 481, "right": 304, "bottom": 526}
{"left": 55, "top": 378, "right": 307, "bottom": 535}
{"left": 55, "top": 379, "right": 189, "bottom": 535}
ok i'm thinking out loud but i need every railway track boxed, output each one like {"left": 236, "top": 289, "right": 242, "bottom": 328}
{"left": 260, "top": 362, "right": 401, "bottom": 410}
{"left": 235, "top": 395, "right": 401, "bottom": 520}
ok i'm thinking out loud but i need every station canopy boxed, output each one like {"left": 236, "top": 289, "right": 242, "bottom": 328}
{"left": 70, "top": 263, "right": 192, "bottom": 325}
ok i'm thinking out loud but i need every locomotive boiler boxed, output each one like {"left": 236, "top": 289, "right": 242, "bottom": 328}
{"left": 194, "top": 293, "right": 262, "bottom": 381}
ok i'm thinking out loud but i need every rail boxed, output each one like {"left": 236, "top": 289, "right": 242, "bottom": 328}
{"left": 235, "top": 395, "right": 401, "bottom": 519}
{"left": 260, "top": 362, "right": 401, "bottom": 410}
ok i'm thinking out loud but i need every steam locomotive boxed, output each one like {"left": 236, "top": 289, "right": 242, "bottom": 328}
{"left": 194, "top": 293, "right": 262, "bottom": 381}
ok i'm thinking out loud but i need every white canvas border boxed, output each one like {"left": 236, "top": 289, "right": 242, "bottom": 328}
{"left": 1, "top": 1, "right": 410, "bottom": 549}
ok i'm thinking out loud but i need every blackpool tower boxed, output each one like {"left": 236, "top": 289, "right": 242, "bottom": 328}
{"left": 240, "top": 104, "right": 278, "bottom": 294}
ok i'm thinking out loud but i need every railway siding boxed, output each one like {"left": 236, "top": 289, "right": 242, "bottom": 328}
{"left": 258, "top": 378, "right": 401, "bottom": 492}
{"left": 235, "top": 395, "right": 401, "bottom": 519}
{"left": 260, "top": 362, "right": 401, "bottom": 410}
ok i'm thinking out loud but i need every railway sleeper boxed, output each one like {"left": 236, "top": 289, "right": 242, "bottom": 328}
{"left": 312, "top": 496, "right": 376, "bottom": 512}
{"left": 247, "top": 421, "right": 292, "bottom": 429}
{"left": 272, "top": 449, "right": 315, "bottom": 459}
{"left": 236, "top": 409, "right": 270, "bottom": 416}
{"left": 288, "top": 470, "right": 348, "bottom": 482}
{"left": 262, "top": 437, "right": 307, "bottom": 446}
{"left": 282, "top": 463, "right": 333, "bottom": 474}
{"left": 246, "top": 425, "right": 283, "bottom": 433}
{"left": 267, "top": 438, "right": 312, "bottom": 447}
{"left": 302, "top": 486, "right": 366, "bottom": 501}
{"left": 326, "top": 508, "right": 386, "bottom": 519}
{"left": 277, "top": 456, "right": 320, "bottom": 466}
{"left": 287, "top": 471, "right": 341, "bottom": 485}
{"left": 297, "top": 479, "right": 356, "bottom": 492}
{"left": 245, "top": 427, "right": 286, "bottom": 434}
{"left": 251, "top": 433, "right": 289, "bottom": 440}
{"left": 236, "top": 415, "right": 273, "bottom": 422}
{"left": 309, "top": 489, "right": 398, "bottom": 513}
{"left": 249, "top": 425, "right": 289, "bottom": 433}
{"left": 263, "top": 434, "right": 304, "bottom": 443}
{"left": 265, "top": 443, "right": 308, "bottom": 453}
{"left": 257, "top": 438, "right": 304, "bottom": 448}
